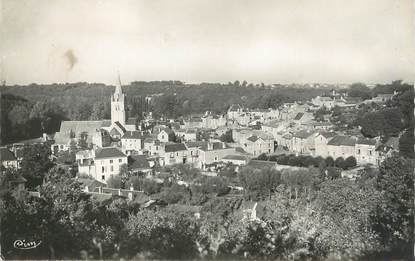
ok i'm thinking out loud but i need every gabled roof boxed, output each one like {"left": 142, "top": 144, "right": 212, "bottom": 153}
{"left": 159, "top": 128, "right": 174, "bottom": 135}
{"left": 327, "top": 136, "right": 357, "bottom": 146}
{"left": 114, "top": 121, "right": 127, "bottom": 134}
{"left": 164, "top": 143, "right": 187, "bottom": 152}
{"left": 78, "top": 178, "right": 106, "bottom": 192}
{"left": 95, "top": 147, "right": 126, "bottom": 159}
{"left": 185, "top": 141, "right": 207, "bottom": 148}
{"left": 59, "top": 120, "right": 111, "bottom": 136}
{"left": 293, "top": 130, "right": 315, "bottom": 139}
{"left": 122, "top": 131, "right": 142, "bottom": 139}
{"left": 0, "top": 147, "right": 16, "bottom": 161}
{"left": 294, "top": 113, "right": 304, "bottom": 120}
{"left": 282, "top": 133, "right": 292, "bottom": 139}
{"left": 247, "top": 136, "right": 260, "bottom": 142}
{"left": 356, "top": 138, "right": 377, "bottom": 145}
{"left": 318, "top": 131, "right": 337, "bottom": 139}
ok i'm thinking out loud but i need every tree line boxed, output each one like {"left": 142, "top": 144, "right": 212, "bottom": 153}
{"left": 1, "top": 154, "right": 413, "bottom": 260}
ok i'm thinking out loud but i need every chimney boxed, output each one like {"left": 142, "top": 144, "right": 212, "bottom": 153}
{"left": 207, "top": 142, "right": 213, "bottom": 151}
{"left": 118, "top": 189, "right": 122, "bottom": 196}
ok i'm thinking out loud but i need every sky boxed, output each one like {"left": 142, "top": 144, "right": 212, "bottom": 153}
{"left": 1, "top": 0, "right": 414, "bottom": 85}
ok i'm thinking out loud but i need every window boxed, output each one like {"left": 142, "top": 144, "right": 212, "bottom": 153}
{"left": 369, "top": 150, "right": 372, "bottom": 156}
{"left": 102, "top": 166, "right": 105, "bottom": 173}
{"left": 102, "top": 175, "right": 105, "bottom": 181}
{"left": 119, "top": 159, "right": 122, "bottom": 163}
{"left": 176, "top": 152, "right": 179, "bottom": 156}
{"left": 162, "top": 135, "right": 165, "bottom": 139}
{"left": 110, "top": 166, "right": 114, "bottom": 172}
{"left": 357, "top": 149, "right": 361, "bottom": 155}
{"left": 110, "top": 160, "right": 113, "bottom": 163}
{"left": 214, "top": 156, "right": 218, "bottom": 161}
{"left": 191, "top": 151, "right": 193, "bottom": 155}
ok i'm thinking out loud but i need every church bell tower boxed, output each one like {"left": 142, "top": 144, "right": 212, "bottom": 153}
{"left": 111, "top": 75, "right": 126, "bottom": 126}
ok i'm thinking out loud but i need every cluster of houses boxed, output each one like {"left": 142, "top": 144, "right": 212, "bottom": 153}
{"left": 0, "top": 83, "right": 400, "bottom": 186}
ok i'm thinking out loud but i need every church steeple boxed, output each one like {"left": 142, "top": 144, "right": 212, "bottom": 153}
{"left": 115, "top": 72, "right": 123, "bottom": 95}
{"left": 111, "top": 74, "right": 126, "bottom": 125}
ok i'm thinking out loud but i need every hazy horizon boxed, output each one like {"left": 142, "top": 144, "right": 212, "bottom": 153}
{"left": 1, "top": 0, "right": 414, "bottom": 86}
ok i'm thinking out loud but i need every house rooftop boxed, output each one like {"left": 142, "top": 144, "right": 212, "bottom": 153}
{"left": 293, "top": 112, "right": 304, "bottom": 121}
{"left": 95, "top": 147, "right": 126, "bottom": 159}
{"left": 293, "top": 130, "right": 315, "bottom": 139}
{"left": 185, "top": 141, "right": 207, "bottom": 148}
{"left": 327, "top": 136, "right": 357, "bottom": 146}
{"left": 164, "top": 143, "right": 188, "bottom": 152}
{"left": 356, "top": 138, "right": 377, "bottom": 145}
{"left": 122, "top": 131, "right": 142, "bottom": 139}
{"left": 318, "top": 131, "right": 337, "bottom": 139}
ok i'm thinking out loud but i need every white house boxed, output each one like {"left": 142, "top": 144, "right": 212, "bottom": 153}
{"left": 355, "top": 138, "right": 378, "bottom": 165}
{"left": 77, "top": 147, "right": 128, "bottom": 183}
{"left": 314, "top": 132, "right": 337, "bottom": 157}
{"left": 291, "top": 130, "right": 317, "bottom": 155}
{"left": 121, "top": 131, "right": 142, "bottom": 155}
{"left": 160, "top": 143, "right": 189, "bottom": 166}
{"left": 157, "top": 128, "right": 175, "bottom": 143}
{"left": 197, "top": 142, "right": 236, "bottom": 169}
{"left": 243, "top": 134, "right": 274, "bottom": 156}
{"left": 326, "top": 136, "right": 357, "bottom": 159}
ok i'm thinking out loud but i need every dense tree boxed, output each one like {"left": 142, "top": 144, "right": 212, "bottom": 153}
{"left": 344, "top": 156, "right": 357, "bottom": 169}
{"left": 375, "top": 156, "right": 414, "bottom": 257}
{"left": 238, "top": 166, "right": 280, "bottom": 200}
{"left": 358, "top": 108, "right": 404, "bottom": 138}
{"left": 399, "top": 129, "right": 415, "bottom": 158}
{"left": 18, "top": 144, "right": 55, "bottom": 189}
{"left": 107, "top": 175, "right": 122, "bottom": 189}
{"left": 142, "top": 179, "right": 161, "bottom": 195}
{"left": 348, "top": 83, "right": 372, "bottom": 100}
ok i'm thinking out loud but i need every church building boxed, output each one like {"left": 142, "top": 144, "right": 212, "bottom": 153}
{"left": 52, "top": 78, "right": 137, "bottom": 153}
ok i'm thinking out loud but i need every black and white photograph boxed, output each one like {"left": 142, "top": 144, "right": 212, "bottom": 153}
{"left": 0, "top": 0, "right": 414, "bottom": 260}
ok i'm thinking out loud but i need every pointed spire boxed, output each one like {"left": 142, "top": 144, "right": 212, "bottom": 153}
{"left": 115, "top": 71, "right": 123, "bottom": 94}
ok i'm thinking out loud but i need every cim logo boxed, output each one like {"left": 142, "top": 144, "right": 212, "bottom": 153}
{"left": 13, "top": 240, "right": 41, "bottom": 250}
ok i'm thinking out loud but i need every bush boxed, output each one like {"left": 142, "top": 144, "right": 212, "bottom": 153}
{"left": 335, "top": 157, "right": 346, "bottom": 169}
{"left": 326, "top": 167, "right": 341, "bottom": 179}
{"left": 159, "top": 183, "right": 189, "bottom": 204}
{"left": 325, "top": 156, "right": 335, "bottom": 167}
{"left": 107, "top": 175, "right": 122, "bottom": 189}
{"left": 257, "top": 153, "right": 268, "bottom": 161}
{"left": 143, "top": 179, "right": 161, "bottom": 195}
{"left": 344, "top": 156, "right": 357, "bottom": 169}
